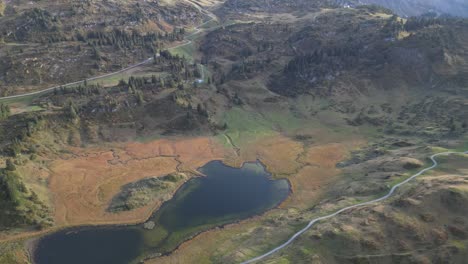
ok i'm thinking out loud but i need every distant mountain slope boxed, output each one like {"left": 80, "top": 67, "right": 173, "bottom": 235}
{"left": 354, "top": 0, "right": 468, "bottom": 17}
{"left": 220, "top": 0, "right": 468, "bottom": 17}
{"left": 220, "top": 0, "right": 339, "bottom": 13}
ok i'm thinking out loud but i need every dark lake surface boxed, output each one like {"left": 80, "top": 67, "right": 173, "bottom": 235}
{"left": 33, "top": 160, "right": 290, "bottom": 264}
{"left": 33, "top": 227, "right": 143, "bottom": 264}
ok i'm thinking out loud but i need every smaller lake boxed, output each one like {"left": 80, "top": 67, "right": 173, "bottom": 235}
{"left": 33, "top": 227, "right": 143, "bottom": 264}
{"left": 33, "top": 160, "right": 290, "bottom": 264}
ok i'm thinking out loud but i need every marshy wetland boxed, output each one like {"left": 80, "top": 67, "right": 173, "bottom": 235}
{"left": 33, "top": 160, "right": 290, "bottom": 264}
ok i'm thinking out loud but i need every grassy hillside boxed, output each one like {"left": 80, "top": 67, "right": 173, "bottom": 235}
{"left": 202, "top": 7, "right": 468, "bottom": 139}
{"left": 0, "top": 162, "right": 50, "bottom": 230}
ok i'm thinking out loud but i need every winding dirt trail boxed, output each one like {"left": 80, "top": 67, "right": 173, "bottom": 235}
{"left": 0, "top": 8, "right": 218, "bottom": 102}
{"left": 241, "top": 150, "right": 468, "bottom": 264}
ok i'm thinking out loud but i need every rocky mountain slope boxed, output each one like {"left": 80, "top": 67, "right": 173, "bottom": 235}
{"left": 204, "top": 6, "right": 468, "bottom": 137}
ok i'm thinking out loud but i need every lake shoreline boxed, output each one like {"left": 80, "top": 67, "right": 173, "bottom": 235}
{"left": 144, "top": 177, "right": 292, "bottom": 263}
{"left": 27, "top": 159, "right": 292, "bottom": 264}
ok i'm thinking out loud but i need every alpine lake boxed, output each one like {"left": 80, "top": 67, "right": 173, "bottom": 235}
{"left": 33, "top": 160, "right": 290, "bottom": 264}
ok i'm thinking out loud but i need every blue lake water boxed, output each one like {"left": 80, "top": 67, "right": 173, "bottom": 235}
{"left": 34, "top": 160, "right": 290, "bottom": 264}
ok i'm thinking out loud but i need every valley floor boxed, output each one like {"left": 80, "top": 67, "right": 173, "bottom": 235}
{"left": 1, "top": 1, "right": 468, "bottom": 264}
